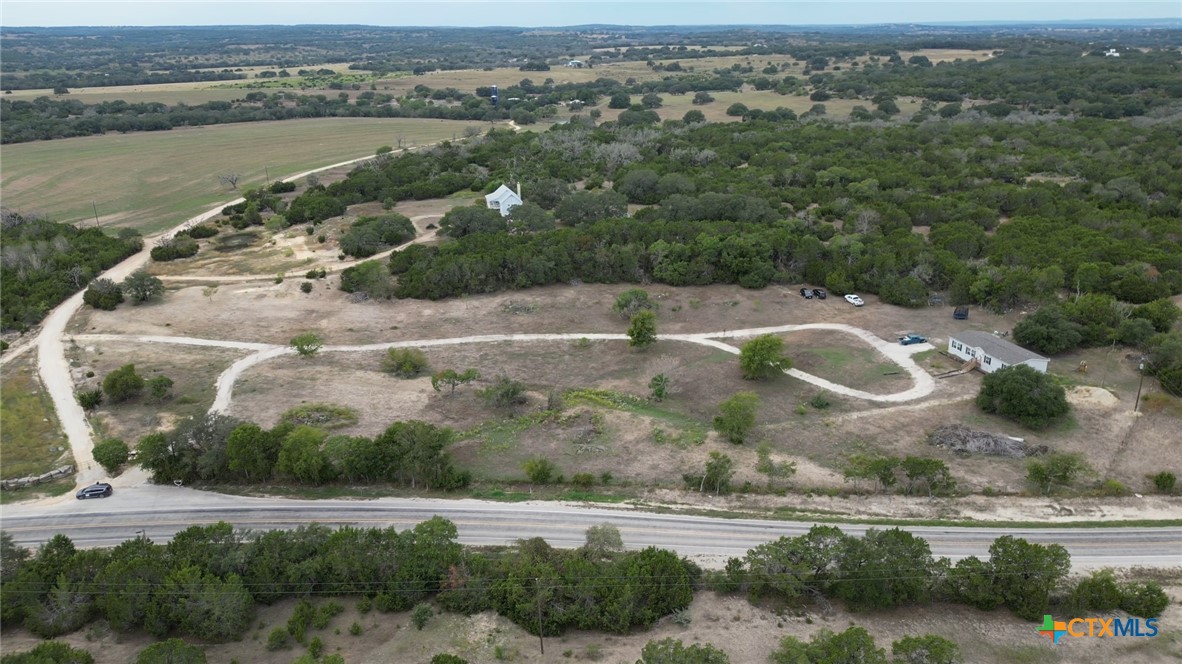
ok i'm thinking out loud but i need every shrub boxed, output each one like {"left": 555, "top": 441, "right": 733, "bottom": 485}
{"left": 612, "top": 288, "right": 656, "bottom": 318}
{"left": 289, "top": 332, "right": 323, "bottom": 357}
{"left": 147, "top": 375, "right": 174, "bottom": 403}
{"left": 714, "top": 392, "right": 760, "bottom": 444}
{"left": 93, "top": 438, "right": 129, "bottom": 474}
{"left": 3, "top": 642, "right": 95, "bottom": 664}
{"left": 1152, "top": 471, "right": 1176, "bottom": 493}
{"left": 185, "top": 224, "right": 218, "bottom": 239}
{"left": 809, "top": 392, "right": 831, "bottom": 409}
{"left": 411, "top": 603, "right": 433, "bottom": 630}
{"left": 270, "top": 180, "right": 296, "bottom": 194}
{"left": 523, "top": 458, "right": 559, "bottom": 485}
{"left": 572, "top": 472, "right": 595, "bottom": 489}
{"left": 381, "top": 348, "right": 430, "bottom": 378}
{"left": 150, "top": 236, "right": 199, "bottom": 261}
{"left": 102, "top": 364, "right": 144, "bottom": 403}
{"left": 478, "top": 375, "right": 527, "bottom": 409}
{"left": 1119, "top": 581, "right": 1169, "bottom": 618}
{"left": 300, "top": 282, "right": 313, "bottom": 293}
{"left": 135, "top": 639, "right": 206, "bottom": 664}
{"left": 349, "top": 622, "right": 362, "bottom": 636}
{"left": 77, "top": 388, "right": 103, "bottom": 410}
{"left": 1026, "top": 453, "right": 1091, "bottom": 495}
{"left": 279, "top": 403, "right": 359, "bottom": 430}
{"left": 339, "top": 213, "right": 415, "bottom": 258}
{"left": 83, "top": 278, "right": 123, "bottom": 310}
{"left": 266, "top": 627, "right": 291, "bottom": 651}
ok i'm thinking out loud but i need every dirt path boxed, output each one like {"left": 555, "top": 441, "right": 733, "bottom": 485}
{"left": 156, "top": 213, "right": 443, "bottom": 283}
{"left": 73, "top": 324, "right": 939, "bottom": 419}
{"left": 25, "top": 147, "right": 432, "bottom": 488}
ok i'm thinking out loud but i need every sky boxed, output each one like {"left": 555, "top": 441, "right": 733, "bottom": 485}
{"left": 1, "top": 1, "right": 1178, "bottom": 28}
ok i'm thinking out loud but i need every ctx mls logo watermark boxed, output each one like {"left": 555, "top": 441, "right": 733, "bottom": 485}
{"left": 1039, "top": 614, "right": 1159, "bottom": 644}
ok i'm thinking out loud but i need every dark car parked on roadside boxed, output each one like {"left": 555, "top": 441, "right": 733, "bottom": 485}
{"left": 799, "top": 287, "right": 813, "bottom": 299}
{"left": 812, "top": 288, "right": 827, "bottom": 299}
{"left": 76, "top": 483, "right": 113, "bottom": 499}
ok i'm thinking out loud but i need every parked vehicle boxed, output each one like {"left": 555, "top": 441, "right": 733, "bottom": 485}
{"left": 844, "top": 294, "right": 864, "bottom": 306}
{"left": 76, "top": 482, "right": 113, "bottom": 499}
{"left": 954, "top": 306, "right": 969, "bottom": 320}
{"left": 899, "top": 334, "right": 927, "bottom": 345}
{"left": 799, "top": 287, "right": 813, "bottom": 299}
{"left": 812, "top": 288, "right": 827, "bottom": 299}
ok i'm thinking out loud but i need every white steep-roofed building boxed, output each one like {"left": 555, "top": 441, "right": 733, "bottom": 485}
{"left": 484, "top": 183, "right": 522, "bottom": 217}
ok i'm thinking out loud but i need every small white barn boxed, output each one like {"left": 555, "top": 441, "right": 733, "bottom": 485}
{"left": 484, "top": 184, "right": 522, "bottom": 217}
{"left": 948, "top": 331, "right": 1049, "bottom": 374}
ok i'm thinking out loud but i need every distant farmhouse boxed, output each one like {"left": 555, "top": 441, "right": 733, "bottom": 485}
{"left": 565, "top": 59, "right": 586, "bottom": 68}
{"left": 948, "top": 331, "right": 1049, "bottom": 374}
{"left": 485, "top": 184, "right": 522, "bottom": 217}
{"left": 1104, "top": 48, "right": 1121, "bottom": 57}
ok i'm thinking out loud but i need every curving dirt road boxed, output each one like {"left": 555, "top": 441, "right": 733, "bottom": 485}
{"left": 70, "top": 323, "right": 936, "bottom": 419}
{"left": 18, "top": 148, "right": 430, "bottom": 486}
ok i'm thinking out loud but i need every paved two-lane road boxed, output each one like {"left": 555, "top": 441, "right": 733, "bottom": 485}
{"left": 4, "top": 487, "right": 1180, "bottom": 569}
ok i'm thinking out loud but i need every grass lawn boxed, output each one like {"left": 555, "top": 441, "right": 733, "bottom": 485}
{"left": 1, "top": 117, "right": 490, "bottom": 235}
{"left": 0, "top": 355, "right": 71, "bottom": 479}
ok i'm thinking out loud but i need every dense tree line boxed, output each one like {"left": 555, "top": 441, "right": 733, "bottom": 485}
{"left": 719, "top": 525, "right": 1168, "bottom": 622}
{"left": 297, "top": 115, "right": 1180, "bottom": 314}
{"left": 135, "top": 413, "right": 471, "bottom": 490}
{"left": 0, "top": 210, "right": 142, "bottom": 332}
{"left": 0, "top": 68, "right": 244, "bottom": 92}
{"left": 0, "top": 520, "right": 697, "bottom": 642}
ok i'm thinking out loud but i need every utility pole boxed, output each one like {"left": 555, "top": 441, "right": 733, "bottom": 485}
{"left": 1134, "top": 359, "right": 1146, "bottom": 413}
{"left": 92, "top": 200, "right": 100, "bottom": 228}
{"left": 264, "top": 166, "right": 270, "bottom": 184}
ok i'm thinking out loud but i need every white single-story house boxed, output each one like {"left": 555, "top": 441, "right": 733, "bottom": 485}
{"left": 566, "top": 60, "right": 585, "bottom": 68}
{"left": 485, "top": 183, "right": 522, "bottom": 217}
{"left": 1104, "top": 48, "right": 1121, "bottom": 57}
{"left": 948, "top": 330, "right": 1049, "bottom": 374}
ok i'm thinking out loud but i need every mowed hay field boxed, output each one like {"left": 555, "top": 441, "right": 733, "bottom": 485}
{"left": 0, "top": 117, "right": 488, "bottom": 234}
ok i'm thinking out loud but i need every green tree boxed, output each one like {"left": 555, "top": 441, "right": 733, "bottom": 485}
{"left": 506, "top": 202, "right": 555, "bottom": 234}
{"left": 890, "top": 635, "right": 963, "bottom": 664}
{"left": 900, "top": 456, "right": 956, "bottom": 497}
{"left": 226, "top": 423, "right": 280, "bottom": 481}
{"left": 608, "top": 92, "right": 631, "bottom": 108}
{"left": 1012, "top": 306, "right": 1084, "bottom": 355}
{"left": 523, "top": 457, "right": 559, "bottom": 485}
{"left": 0, "top": 641, "right": 95, "bottom": 664}
{"left": 772, "top": 627, "right": 887, "bottom": 664}
{"left": 988, "top": 535, "right": 1070, "bottom": 621}
{"left": 431, "top": 368, "right": 480, "bottom": 394}
{"left": 683, "top": 109, "right": 706, "bottom": 123}
{"left": 439, "top": 205, "right": 506, "bottom": 238}
{"left": 276, "top": 426, "right": 333, "bottom": 485}
{"left": 832, "top": 528, "right": 937, "bottom": 611}
{"left": 628, "top": 310, "right": 658, "bottom": 349}
{"left": 146, "top": 375, "right": 174, "bottom": 403}
{"left": 583, "top": 523, "right": 624, "bottom": 558}
{"left": 639, "top": 638, "right": 730, "bottom": 663}
{"left": 103, "top": 364, "right": 144, "bottom": 403}
{"left": 290, "top": 332, "right": 323, "bottom": 357}
{"left": 1026, "top": 452, "right": 1091, "bottom": 495}
{"left": 149, "top": 566, "right": 254, "bottom": 642}
{"left": 976, "top": 365, "right": 1069, "bottom": 429}
{"left": 640, "top": 93, "right": 664, "bottom": 109}
{"left": 700, "top": 451, "right": 735, "bottom": 494}
{"left": 692, "top": 91, "right": 714, "bottom": 105}
{"left": 739, "top": 334, "right": 792, "bottom": 380}
{"left": 613, "top": 288, "right": 655, "bottom": 318}
{"left": 713, "top": 392, "right": 759, "bottom": 444}
{"left": 725, "top": 102, "right": 749, "bottom": 117}
{"left": 122, "top": 269, "right": 164, "bottom": 303}
{"left": 92, "top": 438, "right": 129, "bottom": 474}
{"left": 844, "top": 454, "right": 900, "bottom": 492}
{"left": 135, "top": 639, "right": 206, "bottom": 664}
{"left": 83, "top": 278, "right": 123, "bottom": 310}
{"left": 382, "top": 348, "right": 429, "bottom": 377}
{"left": 411, "top": 603, "right": 433, "bottom": 630}
{"left": 648, "top": 373, "right": 670, "bottom": 401}
{"left": 1131, "top": 298, "right": 1181, "bottom": 334}
{"left": 1116, "top": 317, "right": 1156, "bottom": 347}
{"left": 477, "top": 374, "right": 527, "bottom": 409}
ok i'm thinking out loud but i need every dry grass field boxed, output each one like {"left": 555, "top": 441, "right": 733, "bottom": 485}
{"left": 69, "top": 266, "right": 1181, "bottom": 496}
{"left": 0, "top": 117, "right": 489, "bottom": 234}
{"left": 0, "top": 353, "right": 70, "bottom": 478}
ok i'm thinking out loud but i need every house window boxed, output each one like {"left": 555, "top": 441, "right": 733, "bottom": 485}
{"left": 984, "top": 356, "right": 992, "bottom": 365}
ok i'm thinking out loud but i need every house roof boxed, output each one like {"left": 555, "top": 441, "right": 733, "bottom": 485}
{"left": 952, "top": 330, "right": 1047, "bottom": 365}
{"left": 485, "top": 184, "right": 520, "bottom": 204}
